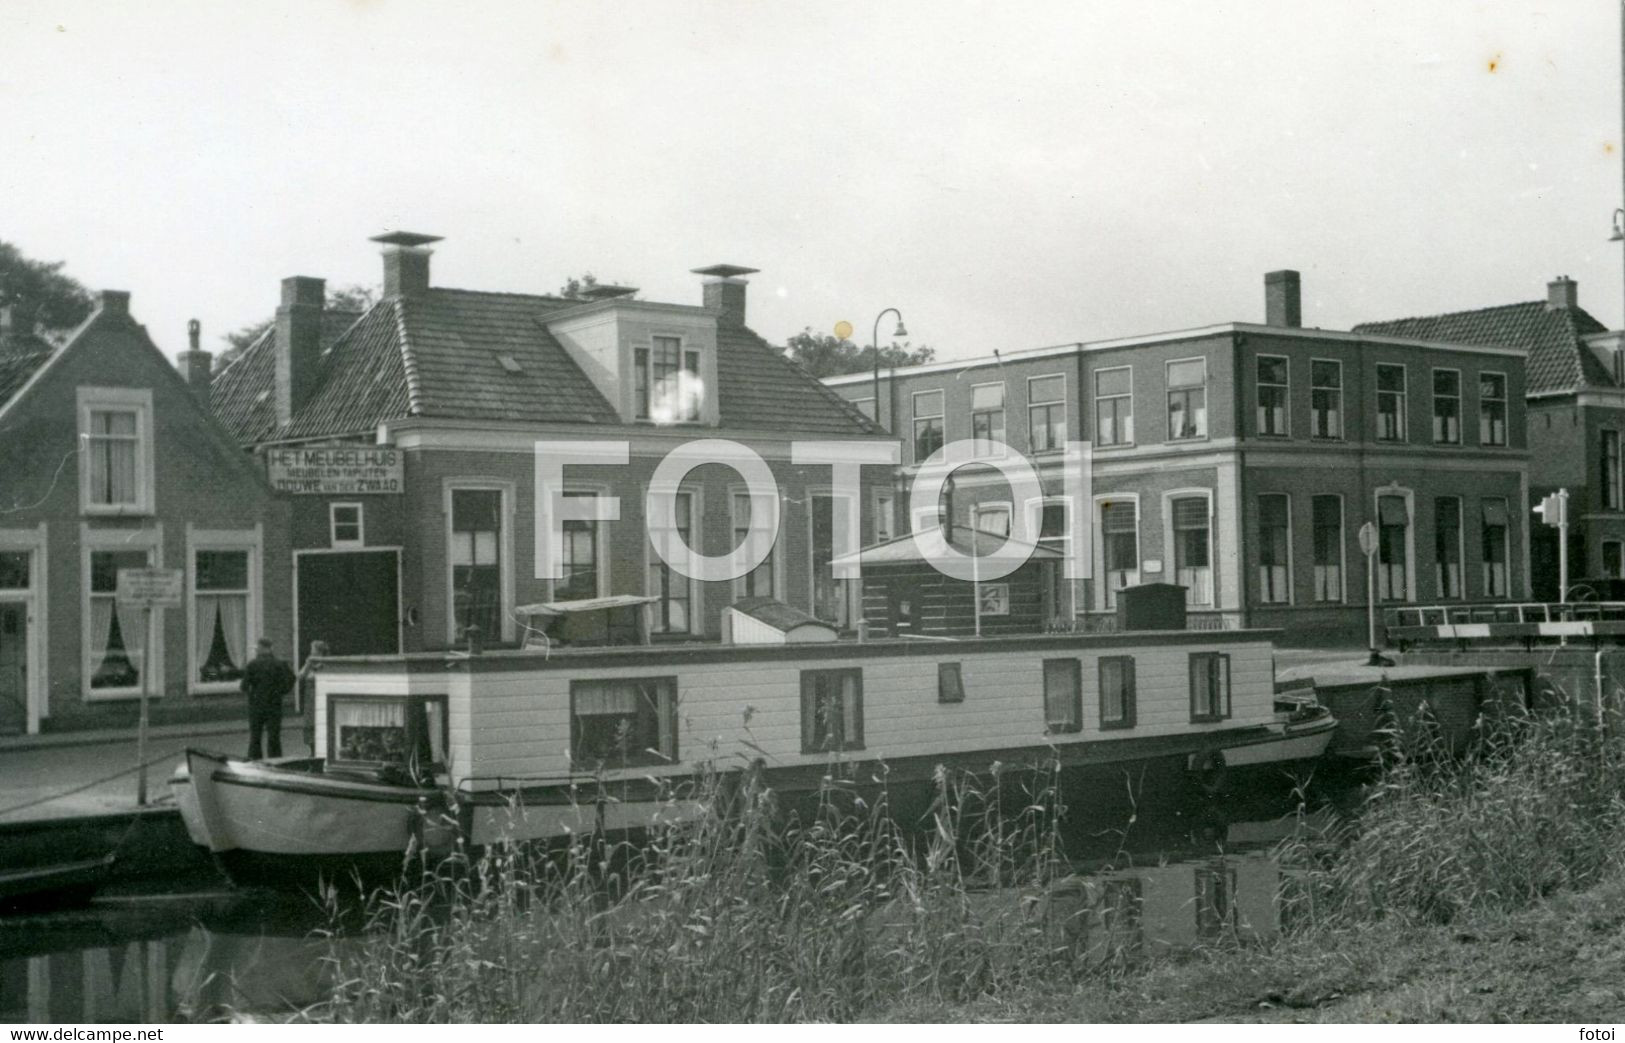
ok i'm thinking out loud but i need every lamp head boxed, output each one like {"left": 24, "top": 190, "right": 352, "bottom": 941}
{"left": 893, "top": 320, "right": 908, "bottom": 338}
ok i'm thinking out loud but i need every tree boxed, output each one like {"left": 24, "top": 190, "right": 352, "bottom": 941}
{"left": 781, "top": 327, "right": 935, "bottom": 379}
{"left": 214, "top": 284, "right": 379, "bottom": 373}
{"left": 0, "top": 239, "right": 94, "bottom": 339}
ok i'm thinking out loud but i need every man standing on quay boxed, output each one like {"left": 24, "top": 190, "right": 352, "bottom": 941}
{"left": 240, "top": 637, "right": 296, "bottom": 760}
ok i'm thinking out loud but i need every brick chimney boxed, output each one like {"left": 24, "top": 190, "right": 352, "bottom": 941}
{"left": 1264, "top": 270, "right": 1301, "bottom": 328}
{"left": 1547, "top": 275, "right": 1577, "bottom": 311}
{"left": 178, "top": 318, "right": 213, "bottom": 396}
{"left": 275, "top": 276, "right": 325, "bottom": 427}
{"left": 371, "top": 231, "right": 442, "bottom": 298}
{"left": 692, "top": 264, "right": 759, "bottom": 328}
{"left": 96, "top": 290, "right": 131, "bottom": 318}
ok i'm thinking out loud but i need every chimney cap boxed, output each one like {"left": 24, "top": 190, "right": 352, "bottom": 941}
{"left": 577, "top": 284, "right": 640, "bottom": 300}
{"left": 690, "top": 264, "right": 759, "bottom": 279}
{"left": 370, "top": 231, "right": 444, "bottom": 249}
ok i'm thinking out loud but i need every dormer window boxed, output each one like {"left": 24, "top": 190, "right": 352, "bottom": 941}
{"left": 636, "top": 336, "right": 702, "bottom": 422}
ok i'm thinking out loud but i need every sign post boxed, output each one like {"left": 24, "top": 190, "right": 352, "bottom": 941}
{"left": 1535, "top": 490, "right": 1570, "bottom": 602}
{"left": 1358, "top": 521, "right": 1380, "bottom": 666}
{"left": 116, "top": 568, "right": 184, "bottom": 805}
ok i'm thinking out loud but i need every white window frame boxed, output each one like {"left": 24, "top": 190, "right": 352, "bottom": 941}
{"left": 1093, "top": 365, "right": 1134, "bottom": 448}
{"left": 1479, "top": 370, "right": 1508, "bottom": 447}
{"left": 1310, "top": 358, "right": 1344, "bottom": 440}
{"left": 556, "top": 484, "right": 612, "bottom": 603}
{"left": 1433, "top": 495, "right": 1465, "bottom": 600}
{"left": 1166, "top": 356, "right": 1209, "bottom": 442}
{"left": 635, "top": 333, "right": 703, "bottom": 424}
{"left": 972, "top": 500, "right": 1013, "bottom": 537}
{"left": 329, "top": 502, "right": 365, "bottom": 548}
{"left": 186, "top": 525, "right": 263, "bottom": 695}
{"left": 1026, "top": 495, "right": 1077, "bottom": 620}
{"left": 81, "top": 523, "right": 162, "bottom": 702}
{"left": 645, "top": 483, "right": 702, "bottom": 636}
{"left": 1255, "top": 355, "right": 1290, "bottom": 438}
{"left": 807, "top": 488, "right": 861, "bottom": 627}
{"left": 730, "top": 484, "right": 784, "bottom": 600}
{"left": 1162, "top": 488, "right": 1215, "bottom": 607}
{"left": 1376, "top": 363, "right": 1408, "bottom": 443}
{"left": 911, "top": 389, "right": 946, "bottom": 463}
{"left": 442, "top": 479, "right": 516, "bottom": 646}
{"left": 0, "top": 524, "right": 48, "bottom": 733}
{"left": 874, "top": 489, "right": 896, "bottom": 543}
{"left": 1374, "top": 485, "right": 1417, "bottom": 603}
{"left": 1310, "top": 493, "right": 1347, "bottom": 604}
{"left": 77, "top": 387, "right": 155, "bottom": 516}
{"left": 1482, "top": 498, "right": 1512, "bottom": 596}
{"left": 970, "top": 381, "right": 1008, "bottom": 458}
{"left": 1093, "top": 492, "right": 1141, "bottom": 611}
{"left": 1432, "top": 367, "right": 1463, "bottom": 445}
{"left": 1256, "top": 493, "right": 1294, "bottom": 606}
{"left": 1026, "top": 373, "right": 1068, "bottom": 454}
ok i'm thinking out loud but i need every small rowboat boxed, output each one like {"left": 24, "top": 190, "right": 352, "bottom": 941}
{"left": 0, "top": 853, "right": 117, "bottom": 913}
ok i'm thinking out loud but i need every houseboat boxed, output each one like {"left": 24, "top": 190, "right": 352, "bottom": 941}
{"left": 170, "top": 592, "right": 1334, "bottom": 886}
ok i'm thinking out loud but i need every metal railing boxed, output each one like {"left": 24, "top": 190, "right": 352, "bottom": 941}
{"left": 1385, "top": 602, "right": 1625, "bottom": 628}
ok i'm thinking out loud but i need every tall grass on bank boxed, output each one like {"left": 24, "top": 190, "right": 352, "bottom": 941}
{"left": 1282, "top": 684, "right": 1625, "bottom": 929}
{"left": 314, "top": 760, "right": 1142, "bottom": 1023}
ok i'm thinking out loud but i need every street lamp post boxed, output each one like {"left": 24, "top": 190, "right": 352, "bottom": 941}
{"left": 872, "top": 308, "right": 907, "bottom": 432}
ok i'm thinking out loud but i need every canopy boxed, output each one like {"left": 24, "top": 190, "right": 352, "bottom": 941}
{"left": 515, "top": 594, "right": 659, "bottom": 617}
{"left": 830, "top": 529, "right": 1063, "bottom": 569}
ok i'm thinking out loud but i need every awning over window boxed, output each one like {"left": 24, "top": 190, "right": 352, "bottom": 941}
{"left": 1482, "top": 500, "right": 1508, "bottom": 526}
{"left": 1378, "top": 496, "right": 1409, "bottom": 526}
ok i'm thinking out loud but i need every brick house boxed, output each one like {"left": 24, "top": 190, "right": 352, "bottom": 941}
{"left": 204, "top": 234, "right": 891, "bottom": 662}
{"left": 827, "top": 271, "right": 1531, "bottom": 644}
{"left": 1357, "top": 277, "right": 1621, "bottom": 598}
{"left": 0, "top": 293, "right": 293, "bottom": 735}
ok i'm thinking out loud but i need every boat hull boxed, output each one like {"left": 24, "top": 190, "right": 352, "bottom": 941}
{"left": 1218, "top": 714, "right": 1338, "bottom": 769}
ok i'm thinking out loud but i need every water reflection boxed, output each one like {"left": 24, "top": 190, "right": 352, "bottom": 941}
{"left": 1, "top": 801, "right": 1331, "bottom": 1022}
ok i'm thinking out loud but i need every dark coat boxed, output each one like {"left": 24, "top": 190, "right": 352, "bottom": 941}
{"left": 240, "top": 653, "right": 296, "bottom": 709}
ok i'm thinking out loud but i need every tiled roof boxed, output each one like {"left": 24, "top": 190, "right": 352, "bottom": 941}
{"left": 210, "top": 287, "right": 879, "bottom": 444}
{"left": 208, "top": 310, "right": 362, "bottom": 443}
{"left": 1354, "top": 301, "right": 1612, "bottom": 395}
{"left": 0, "top": 349, "right": 51, "bottom": 407}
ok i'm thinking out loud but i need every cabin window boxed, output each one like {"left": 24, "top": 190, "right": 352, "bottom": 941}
{"left": 1482, "top": 499, "right": 1509, "bottom": 596}
{"left": 971, "top": 382, "right": 1006, "bottom": 457}
{"left": 800, "top": 668, "right": 863, "bottom": 753}
{"left": 912, "top": 390, "right": 945, "bottom": 462}
{"left": 1433, "top": 369, "right": 1462, "bottom": 444}
{"left": 558, "top": 491, "right": 601, "bottom": 600}
{"left": 1166, "top": 358, "right": 1207, "bottom": 440}
{"left": 1312, "top": 495, "right": 1343, "bottom": 602}
{"left": 1377, "top": 494, "right": 1410, "bottom": 601}
{"left": 451, "top": 488, "right": 503, "bottom": 637}
{"left": 1479, "top": 372, "right": 1508, "bottom": 446}
{"left": 1043, "top": 658, "right": 1082, "bottom": 734}
{"left": 1604, "top": 430, "right": 1622, "bottom": 511}
{"left": 1094, "top": 367, "right": 1133, "bottom": 446}
{"left": 1189, "top": 652, "right": 1231, "bottom": 722}
{"left": 1098, "top": 656, "right": 1136, "bottom": 730}
{"left": 1311, "top": 359, "right": 1343, "bottom": 439}
{"left": 1256, "top": 355, "right": 1288, "bottom": 436}
{"left": 1171, "top": 496, "right": 1212, "bottom": 605}
{"left": 329, "top": 695, "right": 447, "bottom": 773}
{"left": 648, "top": 491, "right": 694, "bottom": 634}
{"left": 1101, "top": 500, "right": 1138, "bottom": 609}
{"left": 938, "top": 662, "right": 966, "bottom": 704}
{"left": 1028, "top": 374, "right": 1067, "bottom": 452}
{"left": 1435, "top": 497, "right": 1462, "bottom": 599}
{"left": 636, "top": 336, "right": 701, "bottom": 422}
{"left": 1257, "top": 495, "right": 1291, "bottom": 604}
{"left": 732, "top": 491, "right": 776, "bottom": 599}
{"left": 1376, "top": 364, "right": 1407, "bottom": 442}
{"left": 571, "top": 677, "right": 678, "bottom": 767}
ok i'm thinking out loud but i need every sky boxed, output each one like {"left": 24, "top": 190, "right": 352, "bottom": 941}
{"left": 2, "top": 1, "right": 1623, "bottom": 363}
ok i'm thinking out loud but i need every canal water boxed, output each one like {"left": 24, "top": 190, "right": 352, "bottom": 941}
{"left": 0, "top": 781, "right": 1344, "bottom": 1023}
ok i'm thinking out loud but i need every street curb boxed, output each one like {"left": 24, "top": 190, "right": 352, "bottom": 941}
{"left": 0, "top": 722, "right": 248, "bottom": 755}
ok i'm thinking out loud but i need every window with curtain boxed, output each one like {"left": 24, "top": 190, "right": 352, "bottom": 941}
{"left": 1378, "top": 495, "right": 1410, "bottom": 600}
{"left": 974, "top": 503, "right": 1011, "bottom": 536}
{"left": 1433, "top": 370, "right": 1461, "bottom": 444}
{"left": 1172, "top": 496, "right": 1211, "bottom": 605}
{"left": 571, "top": 677, "right": 678, "bottom": 767}
{"left": 649, "top": 491, "right": 693, "bottom": 634}
{"left": 195, "top": 549, "right": 250, "bottom": 684}
{"left": 1102, "top": 501, "right": 1138, "bottom": 608}
{"left": 1435, "top": 498, "right": 1462, "bottom": 598}
{"left": 1311, "top": 360, "right": 1342, "bottom": 439}
{"left": 88, "top": 549, "right": 149, "bottom": 691}
{"left": 1376, "top": 364, "right": 1407, "bottom": 442}
{"left": 1312, "top": 495, "right": 1343, "bottom": 602}
{"left": 733, "top": 491, "right": 776, "bottom": 598}
{"left": 451, "top": 488, "right": 502, "bottom": 637}
{"left": 1099, "top": 656, "right": 1136, "bottom": 729}
{"left": 937, "top": 661, "right": 965, "bottom": 704}
{"left": 1043, "top": 658, "right": 1082, "bottom": 733}
{"left": 636, "top": 336, "right": 701, "bottom": 422}
{"left": 1166, "top": 359, "right": 1207, "bottom": 440}
{"left": 1257, "top": 495, "right": 1291, "bottom": 604}
{"left": 800, "top": 668, "right": 863, "bottom": 753}
{"left": 1028, "top": 375, "right": 1066, "bottom": 452}
{"left": 1482, "top": 499, "right": 1509, "bottom": 597}
{"left": 558, "top": 491, "right": 600, "bottom": 601}
{"left": 1479, "top": 372, "right": 1508, "bottom": 446}
{"left": 1189, "top": 652, "right": 1230, "bottom": 721}
{"left": 331, "top": 696, "right": 446, "bottom": 772}
{"left": 971, "top": 383, "right": 1005, "bottom": 457}
{"left": 1094, "top": 367, "right": 1133, "bottom": 446}
{"left": 1256, "top": 356, "right": 1288, "bottom": 436}
{"left": 86, "top": 409, "right": 140, "bottom": 507}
